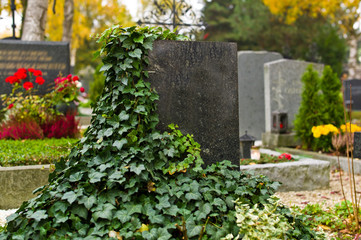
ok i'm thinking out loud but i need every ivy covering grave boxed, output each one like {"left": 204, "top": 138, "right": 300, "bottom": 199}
{"left": 1, "top": 26, "right": 321, "bottom": 239}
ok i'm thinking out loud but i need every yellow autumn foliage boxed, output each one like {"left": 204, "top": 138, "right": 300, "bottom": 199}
{"left": 262, "top": 0, "right": 360, "bottom": 29}
{"left": 45, "top": 0, "right": 134, "bottom": 50}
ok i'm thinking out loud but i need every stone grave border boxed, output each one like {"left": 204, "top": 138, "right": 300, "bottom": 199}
{"left": 240, "top": 148, "right": 330, "bottom": 192}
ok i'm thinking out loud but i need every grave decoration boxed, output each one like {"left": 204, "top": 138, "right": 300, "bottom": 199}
{"left": 1, "top": 26, "right": 321, "bottom": 239}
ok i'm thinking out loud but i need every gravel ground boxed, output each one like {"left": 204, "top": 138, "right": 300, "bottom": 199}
{"left": 276, "top": 170, "right": 361, "bottom": 210}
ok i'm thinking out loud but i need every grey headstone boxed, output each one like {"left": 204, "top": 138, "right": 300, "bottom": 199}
{"left": 238, "top": 51, "right": 283, "bottom": 139}
{"left": 264, "top": 59, "right": 323, "bottom": 132}
{"left": 0, "top": 40, "right": 70, "bottom": 98}
{"left": 148, "top": 40, "right": 239, "bottom": 167}
{"left": 343, "top": 79, "right": 361, "bottom": 111}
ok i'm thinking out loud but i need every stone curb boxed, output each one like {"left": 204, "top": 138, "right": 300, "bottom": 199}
{"left": 0, "top": 165, "right": 51, "bottom": 209}
{"left": 278, "top": 147, "right": 361, "bottom": 174}
{"left": 240, "top": 149, "right": 330, "bottom": 192}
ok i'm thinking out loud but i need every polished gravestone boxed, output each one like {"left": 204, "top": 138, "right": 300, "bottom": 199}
{"left": 0, "top": 40, "right": 70, "bottom": 97}
{"left": 148, "top": 40, "right": 239, "bottom": 166}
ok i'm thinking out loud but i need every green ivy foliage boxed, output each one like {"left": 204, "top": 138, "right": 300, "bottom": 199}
{"left": 1, "top": 26, "right": 318, "bottom": 239}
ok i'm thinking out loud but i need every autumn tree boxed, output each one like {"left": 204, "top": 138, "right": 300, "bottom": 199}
{"left": 46, "top": 0, "right": 133, "bottom": 68}
{"left": 203, "top": 0, "right": 347, "bottom": 75}
{"left": 262, "top": 0, "right": 361, "bottom": 78}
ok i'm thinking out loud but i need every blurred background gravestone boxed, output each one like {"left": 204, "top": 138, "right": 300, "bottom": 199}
{"left": 343, "top": 79, "right": 361, "bottom": 111}
{"left": 238, "top": 51, "right": 283, "bottom": 140}
{"left": 262, "top": 59, "right": 323, "bottom": 148}
{"left": 148, "top": 40, "right": 239, "bottom": 166}
{"left": 0, "top": 40, "right": 70, "bottom": 98}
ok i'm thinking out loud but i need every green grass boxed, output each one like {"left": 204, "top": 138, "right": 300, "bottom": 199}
{"left": 0, "top": 138, "right": 78, "bottom": 167}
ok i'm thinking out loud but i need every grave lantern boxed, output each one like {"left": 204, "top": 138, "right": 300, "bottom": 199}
{"left": 353, "top": 132, "right": 361, "bottom": 159}
{"left": 272, "top": 111, "right": 288, "bottom": 134}
{"left": 240, "top": 131, "right": 256, "bottom": 159}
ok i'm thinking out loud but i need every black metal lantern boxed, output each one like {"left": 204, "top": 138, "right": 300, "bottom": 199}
{"left": 271, "top": 111, "right": 288, "bottom": 134}
{"left": 240, "top": 131, "right": 256, "bottom": 159}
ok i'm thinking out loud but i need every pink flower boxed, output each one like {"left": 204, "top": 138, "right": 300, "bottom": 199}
{"left": 23, "top": 81, "right": 34, "bottom": 90}
{"left": 7, "top": 103, "right": 14, "bottom": 109}
{"left": 80, "top": 87, "right": 85, "bottom": 93}
{"left": 67, "top": 74, "right": 72, "bottom": 79}
{"left": 35, "top": 76, "right": 45, "bottom": 85}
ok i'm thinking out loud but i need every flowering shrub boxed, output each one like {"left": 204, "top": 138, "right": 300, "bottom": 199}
{"left": 312, "top": 123, "right": 361, "bottom": 153}
{"left": 0, "top": 68, "right": 83, "bottom": 139}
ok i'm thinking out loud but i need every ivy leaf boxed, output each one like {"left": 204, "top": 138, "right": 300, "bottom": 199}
{"left": 79, "top": 195, "right": 97, "bottom": 210}
{"left": 71, "top": 205, "right": 88, "bottom": 219}
{"left": 185, "top": 192, "right": 201, "bottom": 201}
{"left": 164, "top": 148, "right": 175, "bottom": 157}
{"left": 99, "top": 64, "right": 112, "bottom": 72}
{"left": 93, "top": 203, "right": 115, "bottom": 221}
{"left": 130, "top": 164, "right": 145, "bottom": 175}
{"left": 134, "top": 35, "right": 144, "bottom": 43}
{"left": 114, "top": 210, "right": 131, "bottom": 223}
{"left": 156, "top": 196, "right": 171, "bottom": 210}
{"left": 164, "top": 205, "right": 179, "bottom": 216}
{"left": 104, "top": 128, "right": 114, "bottom": 137}
{"left": 119, "top": 111, "right": 130, "bottom": 121}
{"left": 113, "top": 139, "right": 128, "bottom": 150}
{"left": 126, "top": 203, "right": 142, "bottom": 215}
{"left": 129, "top": 48, "right": 142, "bottom": 59}
{"left": 69, "top": 172, "right": 82, "bottom": 182}
{"left": 28, "top": 210, "right": 48, "bottom": 221}
{"left": 89, "top": 171, "right": 106, "bottom": 183}
{"left": 61, "top": 191, "right": 77, "bottom": 204}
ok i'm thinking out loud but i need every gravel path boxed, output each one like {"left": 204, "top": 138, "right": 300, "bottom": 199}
{"left": 276, "top": 170, "right": 361, "bottom": 210}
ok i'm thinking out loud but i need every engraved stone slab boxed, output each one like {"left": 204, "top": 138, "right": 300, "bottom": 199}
{"left": 0, "top": 40, "right": 70, "bottom": 97}
{"left": 148, "top": 40, "right": 239, "bottom": 167}
{"left": 264, "top": 59, "right": 323, "bottom": 132}
{"left": 238, "top": 51, "right": 282, "bottom": 139}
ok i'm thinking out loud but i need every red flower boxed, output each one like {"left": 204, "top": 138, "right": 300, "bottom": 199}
{"left": 28, "top": 68, "right": 35, "bottom": 73}
{"left": 23, "top": 81, "right": 34, "bottom": 90}
{"left": 33, "top": 70, "right": 42, "bottom": 76}
{"left": 7, "top": 103, "right": 14, "bottom": 109}
{"left": 35, "top": 76, "right": 45, "bottom": 85}
{"left": 72, "top": 76, "right": 79, "bottom": 81}
{"left": 17, "top": 68, "right": 27, "bottom": 73}
{"left": 280, "top": 123, "right": 284, "bottom": 128}
{"left": 203, "top": 33, "right": 210, "bottom": 40}
{"left": 80, "top": 87, "right": 85, "bottom": 93}
{"left": 5, "top": 76, "right": 20, "bottom": 84}
{"left": 14, "top": 71, "right": 27, "bottom": 80}
{"left": 67, "top": 74, "right": 72, "bottom": 79}
{"left": 278, "top": 153, "right": 292, "bottom": 160}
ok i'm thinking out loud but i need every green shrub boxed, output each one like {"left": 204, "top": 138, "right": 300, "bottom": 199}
{"left": 0, "top": 138, "right": 78, "bottom": 166}
{"left": 1, "top": 26, "right": 320, "bottom": 239}
{"left": 294, "top": 65, "right": 324, "bottom": 150}
{"left": 294, "top": 65, "right": 345, "bottom": 152}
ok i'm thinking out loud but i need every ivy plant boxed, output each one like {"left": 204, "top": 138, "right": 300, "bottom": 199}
{"left": 1, "top": 26, "right": 320, "bottom": 239}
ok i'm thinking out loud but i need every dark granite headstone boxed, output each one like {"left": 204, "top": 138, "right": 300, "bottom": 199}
{"left": 353, "top": 132, "right": 361, "bottom": 159}
{"left": 0, "top": 40, "right": 70, "bottom": 97}
{"left": 148, "top": 40, "right": 239, "bottom": 166}
{"left": 343, "top": 79, "right": 361, "bottom": 111}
